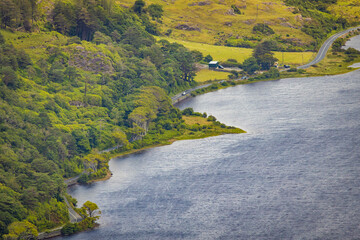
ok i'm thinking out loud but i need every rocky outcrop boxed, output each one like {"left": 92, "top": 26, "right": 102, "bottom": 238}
{"left": 188, "top": 1, "right": 211, "bottom": 6}
{"left": 175, "top": 24, "right": 201, "bottom": 32}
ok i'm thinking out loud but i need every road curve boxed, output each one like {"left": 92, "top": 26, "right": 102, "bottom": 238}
{"left": 298, "top": 26, "right": 360, "bottom": 69}
{"left": 171, "top": 83, "right": 212, "bottom": 104}
{"left": 64, "top": 196, "right": 83, "bottom": 223}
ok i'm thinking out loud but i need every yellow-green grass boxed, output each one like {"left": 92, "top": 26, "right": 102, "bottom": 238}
{"left": 182, "top": 116, "right": 212, "bottom": 126}
{"left": 1, "top": 30, "right": 68, "bottom": 62}
{"left": 158, "top": 37, "right": 314, "bottom": 65}
{"left": 329, "top": 0, "right": 360, "bottom": 24}
{"left": 116, "top": 0, "right": 313, "bottom": 45}
{"left": 195, "top": 69, "right": 230, "bottom": 82}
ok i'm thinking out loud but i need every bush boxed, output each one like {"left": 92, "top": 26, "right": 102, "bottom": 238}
{"left": 61, "top": 223, "right": 79, "bottom": 235}
{"left": 231, "top": 5, "right": 241, "bottom": 14}
{"left": 203, "top": 54, "right": 213, "bottom": 63}
{"left": 221, "top": 59, "right": 239, "bottom": 68}
{"left": 252, "top": 24, "right": 275, "bottom": 35}
{"left": 182, "top": 108, "right": 194, "bottom": 116}
{"left": 207, "top": 115, "right": 217, "bottom": 122}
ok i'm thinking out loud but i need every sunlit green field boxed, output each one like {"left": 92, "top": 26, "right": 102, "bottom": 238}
{"left": 194, "top": 69, "right": 230, "bottom": 82}
{"left": 158, "top": 37, "right": 315, "bottom": 66}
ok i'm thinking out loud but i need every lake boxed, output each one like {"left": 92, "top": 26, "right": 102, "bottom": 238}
{"left": 65, "top": 68, "right": 360, "bottom": 239}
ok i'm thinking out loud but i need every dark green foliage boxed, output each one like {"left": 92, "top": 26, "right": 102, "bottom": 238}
{"left": 191, "top": 50, "right": 203, "bottom": 62}
{"left": 61, "top": 222, "right": 79, "bottom": 235}
{"left": 0, "top": 0, "right": 37, "bottom": 31}
{"left": 250, "top": 67, "right": 280, "bottom": 81}
{"left": 332, "top": 38, "right": 346, "bottom": 52}
{"left": 0, "top": 67, "right": 22, "bottom": 90}
{"left": 203, "top": 54, "right": 213, "bottom": 63}
{"left": 51, "top": 0, "right": 159, "bottom": 40}
{"left": 242, "top": 57, "right": 260, "bottom": 74}
{"left": 0, "top": 32, "right": 5, "bottom": 45}
{"left": 182, "top": 108, "right": 194, "bottom": 116}
{"left": 252, "top": 23, "right": 275, "bottom": 35}
{"left": 231, "top": 5, "right": 241, "bottom": 14}
{"left": 147, "top": 4, "right": 164, "bottom": 20}
{"left": 253, "top": 41, "right": 278, "bottom": 70}
{"left": 221, "top": 58, "right": 239, "bottom": 68}
{"left": 207, "top": 115, "right": 217, "bottom": 122}
{"left": 344, "top": 47, "right": 360, "bottom": 62}
{"left": 0, "top": 0, "right": 200, "bottom": 236}
{"left": 228, "top": 70, "right": 239, "bottom": 79}
{"left": 132, "top": 0, "right": 146, "bottom": 14}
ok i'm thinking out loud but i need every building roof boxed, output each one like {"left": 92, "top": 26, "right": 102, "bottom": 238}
{"left": 209, "top": 61, "right": 219, "bottom": 64}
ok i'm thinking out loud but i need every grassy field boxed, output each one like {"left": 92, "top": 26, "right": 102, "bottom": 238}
{"left": 182, "top": 116, "right": 212, "bottom": 126}
{"left": 158, "top": 37, "right": 314, "bottom": 66}
{"left": 195, "top": 69, "right": 230, "bottom": 82}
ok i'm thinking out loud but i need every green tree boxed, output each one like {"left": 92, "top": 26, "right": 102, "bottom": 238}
{"left": 0, "top": 0, "right": 17, "bottom": 29}
{"left": 191, "top": 50, "right": 203, "bottom": 62}
{"left": 203, "top": 54, "right": 213, "bottom": 63}
{"left": 0, "top": 67, "right": 22, "bottom": 90}
{"left": 253, "top": 23, "right": 275, "bottom": 35}
{"left": 175, "top": 50, "right": 196, "bottom": 82}
{"left": 242, "top": 57, "right": 260, "bottom": 75}
{"left": 48, "top": 61, "right": 65, "bottom": 82}
{"left": 82, "top": 201, "right": 100, "bottom": 218}
{"left": 3, "top": 220, "right": 38, "bottom": 240}
{"left": 64, "top": 66, "right": 78, "bottom": 81}
{"left": 132, "top": 0, "right": 146, "bottom": 14}
{"left": 253, "top": 41, "right": 278, "bottom": 70}
{"left": 147, "top": 4, "right": 163, "bottom": 20}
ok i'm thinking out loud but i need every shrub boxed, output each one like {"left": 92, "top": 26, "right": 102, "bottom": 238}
{"left": 207, "top": 115, "right": 217, "bottom": 122}
{"left": 61, "top": 223, "right": 79, "bottom": 235}
{"left": 182, "top": 108, "right": 194, "bottom": 116}
{"left": 252, "top": 23, "right": 275, "bottom": 35}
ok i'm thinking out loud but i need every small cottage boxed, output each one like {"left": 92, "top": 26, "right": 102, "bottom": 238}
{"left": 208, "top": 61, "right": 219, "bottom": 69}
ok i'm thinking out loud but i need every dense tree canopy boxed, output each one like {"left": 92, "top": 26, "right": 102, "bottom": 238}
{"left": 0, "top": 0, "right": 198, "bottom": 235}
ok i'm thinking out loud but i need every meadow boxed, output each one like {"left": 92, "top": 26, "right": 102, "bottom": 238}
{"left": 158, "top": 36, "right": 315, "bottom": 66}
{"left": 194, "top": 69, "right": 230, "bottom": 82}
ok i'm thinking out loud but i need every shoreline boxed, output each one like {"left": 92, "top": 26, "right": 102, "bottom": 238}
{"left": 61, "top": 27, "right": 360, "bottom": 239}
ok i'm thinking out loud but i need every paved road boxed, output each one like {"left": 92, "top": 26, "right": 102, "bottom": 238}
{"left": 64, "top": 196, "right": 83, "bottom": 223}
{"left": 64, "top": 176, "right": 81, "bottom": 186}
{"left": 298, "top": 26, "right": 360, "bottom": 69}
{"left": 171, "top": 83, "right": 212, "bottom": 104}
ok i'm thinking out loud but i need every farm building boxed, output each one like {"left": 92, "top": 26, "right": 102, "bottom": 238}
{"left": 209, "top": 61, "right": 219, "bottom": 69}
{"left": 209, "top": 61, "right": 224, "bottom": 70}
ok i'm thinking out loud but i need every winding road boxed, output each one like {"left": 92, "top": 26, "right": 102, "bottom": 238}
{"left": 298, "top": 26, "right": 360, "bottom": 69}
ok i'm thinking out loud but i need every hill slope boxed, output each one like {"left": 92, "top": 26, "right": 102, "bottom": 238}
{"left": 119, "top": 0, "right": 360, "bottom": 51}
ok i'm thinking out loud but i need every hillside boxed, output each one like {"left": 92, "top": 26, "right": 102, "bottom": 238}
{"left": 119, "top": 0, "right": 360, "bottom": 51}
{"left": 0, "top": 0, "right": 220, "bottom": 238}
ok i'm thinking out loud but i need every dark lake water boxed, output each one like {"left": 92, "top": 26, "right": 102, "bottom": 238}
{"left": 65, "top": 69, "right": 360, "bottom": 240}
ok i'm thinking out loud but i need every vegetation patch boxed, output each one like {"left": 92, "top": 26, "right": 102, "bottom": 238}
{"left": 194, "top": 69, "right": 230, "bottom": 82}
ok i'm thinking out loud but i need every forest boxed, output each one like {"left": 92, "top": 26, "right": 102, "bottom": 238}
{"left": 0, "top": 0, "right": 202, "bottom": 238}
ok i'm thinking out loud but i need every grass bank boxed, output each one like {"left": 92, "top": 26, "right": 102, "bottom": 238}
{"left": 106, "top": 115, "right": 245, "bottom": 161}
